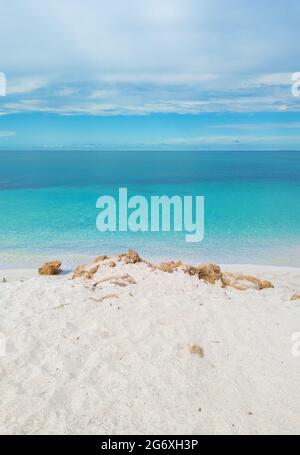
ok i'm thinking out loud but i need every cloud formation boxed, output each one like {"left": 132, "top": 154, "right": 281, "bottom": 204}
{"left": 0, "top": 0, "right": 299, "bottom": 115}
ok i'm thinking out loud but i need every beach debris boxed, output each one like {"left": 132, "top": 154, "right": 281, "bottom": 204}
{"left": 38, "top": 260, "right": 62, "bottom": 276}
{"left": 186, "top": 263, "right": 222, "bottom": 284}
{"left": 93, "top": 273, "right": 136, "bottom": 288}
{"left": 112, "top": 273, "right": 136, "bottom": 286}
{"left": 90, "top": 293, "right": 119, "bottom": 303}
{"left": 93, "top": 255, "right": 108, "bottom": 263}
{"left": 221, "top": 272, "right": 274, "bottom": 291}
{"left": 290, "top": 294, "right": 300, "bottom": 301}
{"left": 108, "top": 260, "right": 116, "bottom": 268}
{"left": 188, "top": 344, "right": 204, "bottom": 358}
{"left": 54, "top": 302, "right": 71, "bottom": 310}
{"left": 157, "top": 260, "right": 185, "bottom": 273}
{"left": 89, "top": 273, "right": 136, "bottom": 302}
{"left": 72, "top": 264, "right": 99, "bottom": 279}
{"left": 118, "top": 249, "right": 142, "bottom": 264}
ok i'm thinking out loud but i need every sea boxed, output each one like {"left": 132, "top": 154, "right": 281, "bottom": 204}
{"left": 0, "top": 150, "right": 299, "bottom": 268}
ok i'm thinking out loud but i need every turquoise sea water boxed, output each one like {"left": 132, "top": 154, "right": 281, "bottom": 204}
{"left": 0, "top": 150, "right": 299, "bottom": 268}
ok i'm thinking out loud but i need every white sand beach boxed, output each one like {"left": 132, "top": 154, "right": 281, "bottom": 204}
{"left": 0, "top": 253, "right": 300, "bottom": 435}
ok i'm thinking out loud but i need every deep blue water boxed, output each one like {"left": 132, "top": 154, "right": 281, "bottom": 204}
{"left": 0, "top": 150, "right": 299, "bottom": 268}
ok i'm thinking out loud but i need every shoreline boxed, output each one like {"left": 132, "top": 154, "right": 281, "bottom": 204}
{"left": 1, "top": 262, "right": 300, "bottom": 277}
{"left": 1, "top": 240, "right": 300, "bottom": 270}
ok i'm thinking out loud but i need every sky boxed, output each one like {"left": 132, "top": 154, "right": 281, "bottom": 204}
{"left": 0, "top": 0, "right": 300, "bottom": 150}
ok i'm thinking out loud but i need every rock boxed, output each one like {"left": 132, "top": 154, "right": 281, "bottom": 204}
{"left": 157, "top": 261, "right": 185, "bottom": 273}
{"left": 72, "top": 264, "right": 99, "bottom": 279}
{"left": 221, "top": 272, "right": 274, "bottom": 291}
{"left": 119, "top": 249, "right": 142, "bottom": 264}
{"left": 38, "top": 261, "right": 62, "bottom": 276}
{"left": 197, "top": 264, "right": 222, "bottom": 284}
{"left": 186, "top": 266, "right": 199, "bottom": 276}
{"left": 93, "top": 255, "right": 108, "bottom": 263}
{"left": 188, "top": 344, "right": 204, "bottom": 358}
{"left": 290, "top": 294, "right": 300, "bottom": 301}
{"left": 108, "top": 261, "right": 116, "bottom": 268}
{"left": 186, "top": 263, "right": 221, "bottom": 284}
{"left": 260, "top": 280, "right": 274, "bottom": 290}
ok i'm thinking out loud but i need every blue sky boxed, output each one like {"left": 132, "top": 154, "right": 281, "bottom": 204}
{"left": 0, "top": 0, "right": 300, "bottom": 150}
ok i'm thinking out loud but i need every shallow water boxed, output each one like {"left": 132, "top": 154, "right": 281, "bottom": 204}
{"left": 0, "top": 150, "right": 299, "bottom": 267}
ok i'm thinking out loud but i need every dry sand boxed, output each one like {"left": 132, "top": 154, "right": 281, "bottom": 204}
{"left": 0, "top": 259, "right": 300, "bottom": 435}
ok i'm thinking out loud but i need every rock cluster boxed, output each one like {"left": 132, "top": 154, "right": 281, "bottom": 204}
{"left": 39, "top": 249, "right": 275, "bottom": 292}
{"left": 118, "top": 249, "right": 142, "bottom": 264}
{"left": 73, "top": 264, "right": 99, "bottom": 279}
{"left": 157, "top": 261, "right": 185, "bottom": 273}
{"left": 221, "top": 272, "right": 274, "bottom": 291}
{"left": 186, "top": 263, "right": 222, "bottom": 284}
{"left": 93, "top": 255, "right": 108, "bottom": 263}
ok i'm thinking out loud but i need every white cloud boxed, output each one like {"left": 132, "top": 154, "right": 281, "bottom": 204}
{"left": 209, "top": 122, "right": 300, "bottom": 130}
{"left": 2, "top": 73, "right": 296, "bottom": 117}
{"left": 2, "top": 85, "right": 299, "bottom": 116}
{"left": 251, "top": 73, "right": 292, "bottom": 87}
{"left": 89, "top": 90, "right": 119, "bottom": 99}
{"left": 6, "top": 77, "right": 49, "bottom": 95}
{"left": 1, "top": 0, "right": 299, "bottom": 75}
{"left": 0, "top": 1, "right": 299, "bottom": 115}
{"left": 160, "top": 135, "right": 300, "bottom": 150}
{"left": 57, "top": 87, "right": 78, "bottom": 97}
